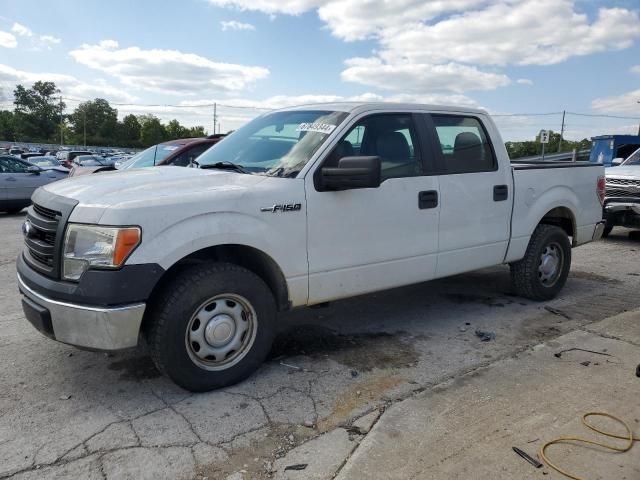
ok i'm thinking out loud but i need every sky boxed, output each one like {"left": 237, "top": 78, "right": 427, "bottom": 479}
{"left": 0, "top": 0, "right": 639, "bottom": 141}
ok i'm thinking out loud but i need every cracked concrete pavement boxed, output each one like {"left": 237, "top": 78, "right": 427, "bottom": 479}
{"left": 1, "top": 210, "right": 639, "bottom": 479}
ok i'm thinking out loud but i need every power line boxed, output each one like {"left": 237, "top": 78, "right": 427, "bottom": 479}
{"left": 492, "top": 112, "right": 563, "bottom": 117}
{"left": 61, "top": 96, "right": 272, "bottom": 110}
{"left": 566, "top": 111, "right": 640, "bottom": 121}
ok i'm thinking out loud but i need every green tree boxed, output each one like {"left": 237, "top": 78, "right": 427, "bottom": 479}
{"left": 0, "top": 110, "right": 15, "bottom": 141}
{"left": 165, "top": 119, "right": 188, "bottom": 139}
{"left": 138, "top": 115, "right": 166, "bottom": 146}
{"left": 13, "top": 81, "right": 63, "bottom": 142}
{"left": 118, "top": 114, "right": 141, "bottom": 145}
{"left": 187, "top": 125, "right": 207, "bottom": 137}
{"left": 70, "top": 98, "right": 118, "bottom": 145}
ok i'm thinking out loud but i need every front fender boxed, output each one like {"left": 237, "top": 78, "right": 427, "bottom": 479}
{"left": 126, "top": 211, "right": 309, "bottom": 306}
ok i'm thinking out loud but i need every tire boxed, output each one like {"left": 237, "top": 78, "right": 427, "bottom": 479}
{"left": 601, "top": 225, "right": 613, "bottom": 238}
{"left": 510, "top": 224, "right": 571, "bottom": 301}
{"left": 146, "top": 262, "right": 276, "bottom": 392}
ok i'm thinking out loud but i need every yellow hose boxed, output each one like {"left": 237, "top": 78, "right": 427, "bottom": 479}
{"left": 540, "top": 412, "right": 639, "bottom": 480}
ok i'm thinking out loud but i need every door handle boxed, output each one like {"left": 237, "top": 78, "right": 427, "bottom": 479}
{"left": 418, "top": 190, "right": 438, "bottom": 209}
{"left": 493, "top": 185, "right": 508, "bottom": 201}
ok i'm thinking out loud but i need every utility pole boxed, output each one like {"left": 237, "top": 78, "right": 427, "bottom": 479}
{"left": 213, "top": 103, "right": 217, "bottom": 135}
{"left": 558, "top": 110, "right": 565, "bottom": 152}
{"left": 59, "top": 96, "right": 64, "bottom": 146}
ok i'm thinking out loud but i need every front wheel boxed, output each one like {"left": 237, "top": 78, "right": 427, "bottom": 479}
{"left": 147, "top": 262, "right": 276, "bottom": 392}
{"left": 510, "top": 224, "right": 571, "bottom": 301}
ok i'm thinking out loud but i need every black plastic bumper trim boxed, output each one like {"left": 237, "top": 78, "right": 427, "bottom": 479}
{"left": 17, "top": 254, "right": 165, "bottom": 307}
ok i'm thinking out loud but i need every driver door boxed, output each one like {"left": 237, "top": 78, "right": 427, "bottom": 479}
{"left": 305, "top": 112, "right": 440, "bottom": 304}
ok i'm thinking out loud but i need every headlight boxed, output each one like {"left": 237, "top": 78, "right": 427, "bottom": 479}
{"left": 62, "top": 224, "right": 141, "bottom": 281}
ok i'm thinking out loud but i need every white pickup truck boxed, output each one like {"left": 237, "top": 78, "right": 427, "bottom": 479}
{"left": 17, "top": 102, "right": 605, "bottom": 391}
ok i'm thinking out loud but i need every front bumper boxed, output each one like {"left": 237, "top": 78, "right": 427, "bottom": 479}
{"left": 18, "top": 273, "right": 146, "bottom": 350}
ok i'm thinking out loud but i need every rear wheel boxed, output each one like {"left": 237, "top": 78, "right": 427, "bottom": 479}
{"left": 147, "top": 262, "right": 276, "bottom": 392}
{"left": 510, "top": 224, "right": 572, "bottom": 301}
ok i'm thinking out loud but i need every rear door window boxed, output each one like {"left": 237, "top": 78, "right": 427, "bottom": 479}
{"left": 431, "top": 115, "right": 496, "bottom": 173}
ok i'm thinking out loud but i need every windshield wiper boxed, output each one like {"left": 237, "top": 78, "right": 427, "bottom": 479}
{"left": 200, "top": 161, "right": 251, "bottom": 174}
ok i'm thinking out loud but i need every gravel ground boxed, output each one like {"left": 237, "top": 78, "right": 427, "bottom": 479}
{"left": 1, "top": 210, "right": 639, "bottom": 479}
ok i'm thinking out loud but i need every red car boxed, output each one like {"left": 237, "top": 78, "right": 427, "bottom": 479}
{"left": 69, "top": 135, "right": 226, "bottom": 177}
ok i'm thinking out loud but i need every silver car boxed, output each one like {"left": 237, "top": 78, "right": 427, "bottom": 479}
{"left": 0, "top": 156, "right": 68, "bottom": 214}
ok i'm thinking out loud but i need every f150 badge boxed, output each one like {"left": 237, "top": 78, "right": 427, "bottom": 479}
{"left": 260, "top": 203, "right": 302, "bottom": 213}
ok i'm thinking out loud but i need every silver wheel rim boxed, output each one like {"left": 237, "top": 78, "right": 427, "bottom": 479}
{"left": 185, "top": 293, "right": 257, "bottom": 371}
{"left": 538, "top": 242, "right": 564, "bottom": 287}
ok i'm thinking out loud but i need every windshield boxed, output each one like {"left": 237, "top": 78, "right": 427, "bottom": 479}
{"left": 623, "top": 147, "right": 640, "bottom": 166}
{"left": 196, "top": 110, "right": 348, "bottom": 177}
{"left": 118, "top": 143, "right": 182, "bottom": 170}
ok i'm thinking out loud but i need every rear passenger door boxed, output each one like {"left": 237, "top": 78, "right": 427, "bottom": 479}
{"left": 427, "top": 114, "right": 512, "bottom": 277}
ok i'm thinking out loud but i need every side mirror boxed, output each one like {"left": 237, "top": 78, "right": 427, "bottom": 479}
{"left": 318, "top": 156, "right": 381, "bottom": 191}
{"left": 26, "top": 165, "right": 41, "bottom": 175}
{"left": 611, "top": 158, "right": 624, "bottom": 166}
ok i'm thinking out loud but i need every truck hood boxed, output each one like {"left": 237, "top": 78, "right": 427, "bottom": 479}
{"left": 43, "top": 166, "right": 267, "bottom": 207}
{"left": 605, "top": 165, "right": 640, "bottom": 178}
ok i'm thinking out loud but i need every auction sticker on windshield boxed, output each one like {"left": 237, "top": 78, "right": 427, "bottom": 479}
{"left": 296, "top": 123, "right": 336, "bottom": 135}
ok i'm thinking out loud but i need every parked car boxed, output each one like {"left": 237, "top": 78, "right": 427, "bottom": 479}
{"left": 20, "top": 152, "right": 45, "bottom": 160}
{"left": 0, "top": 156, "right": 68, "bottom": 214}
{"left": 16, "top": 102, "right": 605, "bottom": 391}
{"left": 72, "top": 155, "right": 116, "bottom": 167}
{"left": 68, "top": 135, "right": 225, "bottom": 177}
{"left": 602, "top": 146, "right": 640, "bottom": 236}
{"left": 25, "top": 155, "right": 70, "bottom": 174}
{"left": 56, "top": 150, "right": 93, "bottom": 168}
{"left": 9, "top": 148, "right": 24, "bottom": 157}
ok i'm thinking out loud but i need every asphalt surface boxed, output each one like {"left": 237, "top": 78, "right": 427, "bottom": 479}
{"left": 1, "top": 209, "right": 639, "bottom": 479}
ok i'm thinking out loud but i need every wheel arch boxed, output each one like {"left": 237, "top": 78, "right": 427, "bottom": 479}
{"left": 538, "top": 206, "right": 576, "bottom": 245}
{"left": 141, "top": 244, "right": 290, "bottom": 332}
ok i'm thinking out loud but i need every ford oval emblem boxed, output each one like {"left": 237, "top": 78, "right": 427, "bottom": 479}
{"left": 22, "top": 220, "right": 33, "bottom": 238}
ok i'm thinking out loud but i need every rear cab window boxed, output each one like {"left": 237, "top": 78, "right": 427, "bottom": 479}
{"left": 431, "top": 115, "right": 496, "bottom": 174}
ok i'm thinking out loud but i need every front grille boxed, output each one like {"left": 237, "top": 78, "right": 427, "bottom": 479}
{"left": 606, "top": 178, "right": 640, "bottom": 186}
{"left": 605, "top": 178, "right": 640, "bottom": 200}
{"left": 33, "top": 203, "right": 59, "bottom": 220}
{"left": 605, "top": 187, "right": 640, "bottom": 199}
{"left": 24, "top": 202, "right": 61, "bottom": 274}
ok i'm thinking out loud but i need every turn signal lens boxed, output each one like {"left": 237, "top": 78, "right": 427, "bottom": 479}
{"left": 114, "top": 228, "right": 141, "bottom": 266}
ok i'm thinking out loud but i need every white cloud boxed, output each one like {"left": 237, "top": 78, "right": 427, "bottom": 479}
{"left": 317, "top": 0, "right": 489, "bottom": 41}
{"left": 208, "top": 0, "right": 321, "bottom": 15}
{"left": 208, "top": 0, "right": 640, "bottom": 97}
{"left": 9, "top": 22, "right": 61, "bottom": 50}
{"left": 631, "top": 65, "right": 640, "bottom": 75}
{"left": 341, "top": 57, "right": 510, "bottom": 93}
{"left": 0, "top": 30, "right": 17, "bottom": 48}
{"left": 220, "top": 20, "right": 255, "bottom": 31}
{"left": 592, "top": 89, "right": 640, "bottom": 115}
{"left": 373, "top": 1, "right": 640, "bottom": 67}
{"left": 69, "top": 40, "right": 269, "bottom": 95}
{"left": 516, "top": 79, "right": 533, "bottom": 86}
{"left": 0, "top": 63, "right": 138, "bottom": 104}
{"left": 11, "top": 22, "right": 32, "bottom": 37}
{"left": 40, "top": 35, "right": 61, "bottom": 45}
